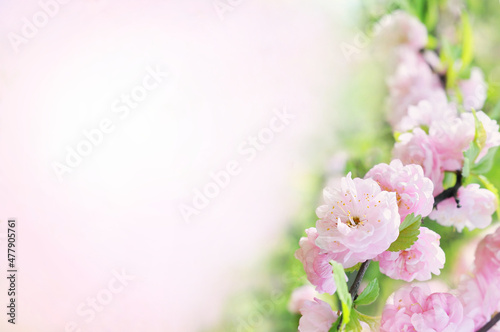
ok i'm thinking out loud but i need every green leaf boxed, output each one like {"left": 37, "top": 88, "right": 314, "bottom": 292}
{"left": 424, "top": 0, "right": 439, "bottom": 32}
{"left": 426, "top": 34, "right": 438, "bottom": 49}
{"left": 472, "top": 109, "right": 487, "bottom": 150}
{"left": 387, "top": 213, "right": 422, "bottom": 252}
{"left": 460, "top": 12, "right": 473, "bottom": 69}
{"left": 344, "top": 310, "right": 362, "bottom": 332}
{"left": 354, "top": 278, "right": 380, "bottom": 306}
{"left": 463, "top": 109, "right": 488, "bottom": 176}
{"left": 356, "top": 311, "right": 381, "bottom": 331}
{"left": 462, "top": 156, "right": 471, "bottom": 178}
{"left": 478, "top": 175, "right": 500, "bottom": 218}
{"left": 471, "top": 147, "right": 498, "bottom": 174}
{"left": 443, "top": 171, "right": 457, "bottom": 189}
{"left": 332, "top": 261, "right": 352, "bottom": 326}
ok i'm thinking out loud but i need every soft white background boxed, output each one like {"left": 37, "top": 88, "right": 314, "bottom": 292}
{"left": 0, "top": 0, "right": 358, "bottom": 331}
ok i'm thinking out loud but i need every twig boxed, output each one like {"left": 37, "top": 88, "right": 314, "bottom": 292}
{"left": 433, "top": 171, "right": 463, "bottom": 209}
{"left": 349, "top": 260, "right": 371, "bottom": 301}
{"left": 477, "top": 312, "right": 500, "bottom": 332}
{"left": 337, "top": 260, "right": 371, "bottom": 331}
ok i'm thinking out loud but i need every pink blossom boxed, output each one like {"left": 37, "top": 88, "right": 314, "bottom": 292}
{"left": 429, "top": 116, "right": 475, "bottom": 171}
{"left": 365, "top": 159, "right": 434, "bottom": 221}
{"left": 315, "top": 173, "right": 400, "bottom": 268}
{"left": 459, "top": 67, "right": 487, "bottom": 111}
{"left": 298, "top": 298, "right": 338, "bottom": 332}
{"left": 397, "top": 92, "right": 457, "bottom": 132}
{"left": 381, "top": 284, "right": 474, "bottom": 332}
{"left": 295, "top": 228, "right": 345, "bottom": 294}
{"left": 374, "top": 11, "right": 428, "bottom": 52}
{"left": 387, "top": 49, "right": 443, "bottom": 127}
{"left": 393, "top": 128, "right": 444, "bottom": 195}
{"left": 375, "top": 227, "right": 445, "bottom": 282}
{"left": 288, "top": 285, "right": 317, "bottom": 314}
{"left": 475, "top": 226, "right": 500, "bottom": 279}
{"left": 457, "top": 273, "right": 500, "bottom": 331}
{"left": 462, "top": 111, "right": 500, "bottom": 162}
{"left": 429, "top": 184, "right": 497, "bottom": 232}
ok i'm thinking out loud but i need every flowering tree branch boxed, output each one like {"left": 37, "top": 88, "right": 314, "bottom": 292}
{"left": 478, "top": 312, "right": 500, "bottom": 332}
{"left": 349, "top": 260, "right": 371, "bottom": 301}
{"left": 433, "top": 171, "right": 463, "bottom": 209}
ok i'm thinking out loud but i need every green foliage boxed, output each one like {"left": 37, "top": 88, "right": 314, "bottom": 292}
{"left": 354, "top": 278, "right": 380, "bottom": 306}
{"left": 460, "top": 12, "right": 474, "bottom": 70}
{"left": 463, "top": 109, "right": 488, "bottom": 177}
{"left": 387, "top": 213, "right": 422, "bottom": 252}
{"left": 332, "top": 262, "right": 352, "bottom": 327}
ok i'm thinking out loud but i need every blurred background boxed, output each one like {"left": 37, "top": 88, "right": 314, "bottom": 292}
{"left": 0, "top": 0, "right": 500, "bottom": 331}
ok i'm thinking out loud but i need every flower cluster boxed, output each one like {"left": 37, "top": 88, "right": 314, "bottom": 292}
{"left": 380, "top": 284, "right": 474, "bottom": 331}
{"left": 457, "top": 227, "right": 500, "bottom": 330}
{"left": 291, "top": 7, "right": 500, "bottom": 332}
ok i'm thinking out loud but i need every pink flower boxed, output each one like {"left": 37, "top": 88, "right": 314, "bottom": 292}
{"left": 462, "top": 111, "right": 500, "bottom": 162}
{"left": 288, "top": 285, "right": 317, "bottom": 314}
{"left": 298, "top": 298, "right": 338, "bottom": 332}
{"left": 365, "top": 159, "right": 434, "bottom": 221}
{"left": 396, "top": 92, "right": 457, "bottom": 132}
{"left": 428, "top": 115, "right": 475, "bottom": 171}
{"left": 315, "top": 173, "right": 400, "bottom": 268}
{"left": 381, "top": 284, "right": 474, "bottom": 332}
{"left": 295, "top": 228, "right": 345, "bottom": 294}
{"left": 393, "top": 128, "right": 444, "bottom": 195}
{"left": 457, "top": 274, "right": 500, "bottom": 331}
{"left": 475, "top": 227, "right": 500, "bottom": 279}
{"left": 375, "top": 227, "right": 445, "bottom": 282}
{"left": 459, "top": 67, "right": 487, "bottom": 111}
{"left": 386, "top": 49, "right": 443, "bottom": 127}
{"left": 374, "top": 11, "right": 428, "bottom": 52}
{"left": 429, "top": 184, "right": 497, "bottom": 232}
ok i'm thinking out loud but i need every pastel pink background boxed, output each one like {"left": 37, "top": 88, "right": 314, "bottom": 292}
{"left": 0, "top": 0, "right": 353, "bottom": 331}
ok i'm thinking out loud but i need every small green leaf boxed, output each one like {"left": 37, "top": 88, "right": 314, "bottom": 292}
{"left": 332, "top": 261, "right": 352, "bottom": 326}
{"left": 426, "top": 34, "right": 438, "bottom": 49}
{"left": 424, "top": 0, "right": 439, "bottom": 32}
{"left": 471, "top": 147, "right": 498, "bottom": 175}
{"left": 399, "top": 213, "right": 420, "bottom": 231}
{"left": 356, "top": 311, "right": 381, "bottom": 331}
{"left": 354, "top": 278, "right": 380, "bottom": 306}
{"left": 463, "top": 109, "right": 487, "bottom": 173}
{"left": 344, "top": 310, "right": 362, "bottom": 332}
{"left": 387, "top": 213, "right": 422, "bottom": 252}
{"left": 443, "top": 171, "right": 457, "bottom": 189}
{"left": 472, "top": 109, "right": 487, "bottom": 150}
{"left": 460, "top": 12, "right": 473, "bottom": 69}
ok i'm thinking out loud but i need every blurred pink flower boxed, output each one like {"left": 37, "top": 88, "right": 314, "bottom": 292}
{"left": 315, "top": 173, "right": 400, "bottom": 268}
{"left": 396, "top": 92, "right": 457, "bottom": 132}
{"left": 298, "top": 298, "right": 338, "bottom": 332}
{"left": 295, "top": 228, "right": 345, "bottom": 294}
{"left": 459, "top": 67, "right": 487, "bottom": 111}
{"left": 457, "top": 273, "right": 500, "bottom": 331}
{"left": 381, "top": 284, "right": 474, "bottom": 332}
{"left": 462, "top": 111, "right": 500, "bottom": 162}
{"left": 386, "top": 49, "right": 443, "bottom": 128}
{"left": 393, "top": 128, "right": 444, "bottom": 195}
{"left": 375, "top": 227, "right": 445, "bottom": 282}
{"left": 475, "top": 226, "right": 500, "bottom": 279}
{"left": 429, "top": 184, "right": 497, "bottom": 232}
{"left": 288, "top": 285, "right": 317, "bottom": 314}
{"left": 374, "top": 11, "right": 428, "bottom": 52}
{"left": 365, "top": 159, "right": 434, "bottom": 221}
